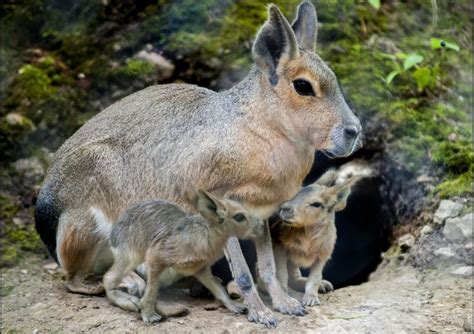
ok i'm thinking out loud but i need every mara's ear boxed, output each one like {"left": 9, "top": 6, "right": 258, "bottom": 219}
{"left": 333, "top": 176, "right": 361, "bottom": 211}
{"left": 314, "top": 169, "right": 337, "bottom": 187}
{"left": 252, "top": 4, "right": 299, "bottom": 85}
{"left": 334, "top": 188, "right": 351, "bottom": 212}
{"left": 291, "top": 0, "right": 318, "bottom": 51}
{"left": 195, "top": 190, "right": 227, "bottom": 222}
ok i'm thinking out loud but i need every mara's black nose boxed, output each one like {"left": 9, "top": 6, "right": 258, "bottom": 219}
{"left": 344, "top": 125, "right": 360, "bottom": 138}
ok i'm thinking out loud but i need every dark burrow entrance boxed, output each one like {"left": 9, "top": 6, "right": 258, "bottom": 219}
{"left": 212, "top": 149, "right": 399, "bottom": 289}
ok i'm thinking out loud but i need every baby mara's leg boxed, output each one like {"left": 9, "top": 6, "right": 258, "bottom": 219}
{"left": 140, "top": 254, "right": 165, "bottom": 324}
{"left": 288, "top": 262, "right": 306, "bottom": 292}
{"left": 194, "top": 265, "right": 247, "bottom": 314}
{"left": 302, "top": 259, "right": 333, "bottom": 307}
{"left": 103, "top": 251, "right": 141, "bottom": 312}
{"left": 288, "top": 262, "right": 333, "bottom": 294}
{"left": 136, "top": 263, "right": 190, "bottom": 318}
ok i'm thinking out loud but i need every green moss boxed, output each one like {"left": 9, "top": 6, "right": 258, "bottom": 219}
{"left": 433, "top": 141, "right": 473, "bottom": 174}
{"left": 435, "top": 172, "right": 472, "bottom": 198}
{"left": 0, "top": 194, "right": 43, "bottom": 268}
{"left": 1, "top": 53, "right": 91, "bottom": 160}
{"left": 110, "top": 59, "right": 156, "bottom": 84}
{"left": 0, "top": 284, "right": 14, "bottom": 297}
{"left": 432, "top": 141, "right": 473, "bottom": 198}
{"left": 11, "top": 64, "right": 57, "bottom": 101}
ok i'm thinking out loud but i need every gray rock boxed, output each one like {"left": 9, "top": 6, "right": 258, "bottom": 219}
{"left": 464, "top": 315, "right": 473, "bottom": 332}
{"left": 416, "top": 174, "right": 434, "bottom": 183}
{"left": 12, "top": 217, "right": 25, "bottom": 227}
{"left": 434, "top": 247, "right": 455, "bottom": 258}
{"left": 420, "top": 225, "right": 433, "bottom": 235}
{"left": 465, "top": 242, "right": 473, "bottom": 251}
{"left": 134, "top": 50, "right": 175, "bottom": 80}
{"left": 398, "top": 233, "right": 415, "bottom": 252}
{"left": 434, "top": 200, "right": 464, "bottom": 225}
{"left": 443, "top": 213, "right": 473, "bottom": 242}
{"left": 451, "top": 266, "right": 473, "bottom": 277}
{"left": 13, "top": 156, "right": 44, "bottom": 184}
{"left": 43, "top": 262, "right": 59, "bottom": 274}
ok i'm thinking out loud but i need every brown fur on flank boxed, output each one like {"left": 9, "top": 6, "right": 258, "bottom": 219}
{"left": 101, "top": 190, "right": 263, "bottom": 323}
{"left": 35, "top": 1, "right": 361, "bottom": 327}
{"left": 270, "top": 170, "right": 361, "bottom": 306}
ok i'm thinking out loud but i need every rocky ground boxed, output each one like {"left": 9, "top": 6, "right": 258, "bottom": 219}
{"left": 1, "top": 198, "right": 472, "bottom": 334}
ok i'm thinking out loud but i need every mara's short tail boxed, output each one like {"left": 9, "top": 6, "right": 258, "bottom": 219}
{"left": 35, "top": 182, "right": 61, "bottom": 263}
{"left": 90, "top": 207, "right": 113, "bottom": 239}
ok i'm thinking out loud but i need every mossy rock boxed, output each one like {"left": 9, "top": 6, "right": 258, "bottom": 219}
{"left": 433, "top": 140, "right": 473, "bottom": 198}
{"left": 0, "top": 194, "right": 44, "bottom": 268}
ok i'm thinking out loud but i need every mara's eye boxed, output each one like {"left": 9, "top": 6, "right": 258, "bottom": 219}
{"left": 310, "top": 202, "right": 323, "bottom": 208}
{"left": 232, "top": 213, "right": 246, "bottom": 222}
{"left": 293, "top": 79, "right": 315, "bottom": 96}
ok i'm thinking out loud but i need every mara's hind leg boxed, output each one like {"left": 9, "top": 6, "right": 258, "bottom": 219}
{"left": 132, "top": 263, "right": 189, "bottom": 318}
{"left": 57, "top": 209, "right": 107, "bottom": 295}
{"left": 103, "top": 253, "right": 141, "bottom": 313}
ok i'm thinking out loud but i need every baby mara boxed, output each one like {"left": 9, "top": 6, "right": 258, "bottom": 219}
{"left": 271, "top": 170, "right": 360, "bottom": 306}
{"left": 101, "top": 190, "right": 264, "bottom": 323}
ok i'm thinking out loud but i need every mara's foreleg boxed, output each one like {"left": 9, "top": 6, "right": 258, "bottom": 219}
{"left": 194, "top": 266, "right": 246, "bottom": 314}
{"left": 258, "top": 244, "right": 288, "bottom": 295}
{"left": 273, "top": 244, "right": 289, "bottom": 292}
{"left": 255, "top": 221, "right": 305, "bottom": 316}
{"left": 288, "top": 262, "right": 306, "bottom": 292}
{"left": 302, "top": 259, "right": 332, "bottom": 306}
{"left": 224, "top": 237, "right": 277, "bottom": 328}
{"left": 288, "top": 262, "right": 334, "bottom": 294}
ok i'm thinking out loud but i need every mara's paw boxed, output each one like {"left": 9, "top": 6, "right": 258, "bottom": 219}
{"left": 302, "top": 294, "right": 320, "bottom": 307}
{"left": 318, "top": 280, "right": 334, "bottom": 294}
{"left": 119, "top": 295, "right": 141, "bottom": 313}
{"left": 106, "top": 289, "right": 141, "bottom": 312}
{"left": 121, "top": 272, "right": 146, "bottom": 298}
{"left": 226, "top": 301, "right": 247, "bottom": 314}
{"left": 273, "top": 295, "right": 306, "bottom": 316}
{"left": 247, "top": 303, "right": 278, "bottom": 328}
{"left": 141, "top": 311, "right": 163, "bottom": 324}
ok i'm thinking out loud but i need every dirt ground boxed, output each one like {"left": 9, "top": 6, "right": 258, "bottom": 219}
{"left": 1, "top": 254, "right": 472, "bottom": 334}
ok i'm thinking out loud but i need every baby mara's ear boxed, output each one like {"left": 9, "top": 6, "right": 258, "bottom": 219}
{"left": 333, "top": 176, "right": 361, "bottom": 212}
{"left": 313, "top": 168, "right": 337, "bottom": 187}
{"left": 195, "top": 190, "right": 227, "bottom": 223}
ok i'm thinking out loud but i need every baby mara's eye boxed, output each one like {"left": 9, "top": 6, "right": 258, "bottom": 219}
{"left": 310, "top": 202, "right": 323, "bottom": 209}
{"left": 293, "top": 79, "right": 315, "bottom": 96}
{"left": 232, "top": 213, "right": 246, "bottom": 222}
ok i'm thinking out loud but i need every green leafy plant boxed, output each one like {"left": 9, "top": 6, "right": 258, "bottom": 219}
{"left": 368, "top": 0, "right": 381, "bottom": 10}
{"left": 384, "top": 38, "right": 460, "bottom": 91}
